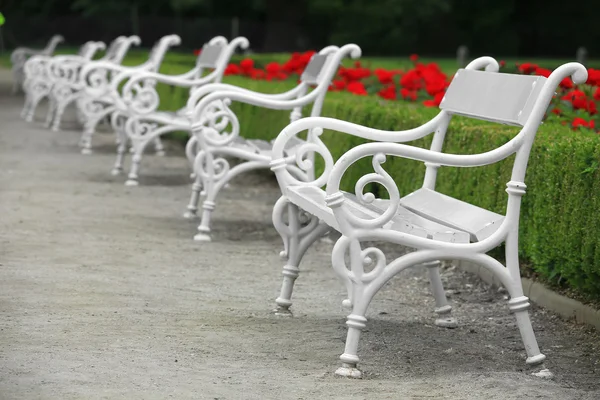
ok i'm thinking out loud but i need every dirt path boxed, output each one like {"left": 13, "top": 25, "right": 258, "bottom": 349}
{"left": 0, "top": 76, "right": 598, "bottom": 399}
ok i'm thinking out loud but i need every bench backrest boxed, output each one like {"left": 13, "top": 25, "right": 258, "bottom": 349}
{"left": 300, "top": 54, "right": 330, "bottom": 85}
{"left": 420, "top": 63, "right": 586, "bottom": 208}
{"left": 196, "top": 43, "right": 224, "bottom": 69}
{"left": 440, "top": 69, "right": 547, "bottom": 126}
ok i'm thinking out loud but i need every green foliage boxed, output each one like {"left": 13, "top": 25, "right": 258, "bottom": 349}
{"left": 156, "top": 75, "right": 600, "bottom": 299}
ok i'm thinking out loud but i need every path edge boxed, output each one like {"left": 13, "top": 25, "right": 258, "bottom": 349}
{"left": 458, "top": 260, "right": 600, "bottom": 331}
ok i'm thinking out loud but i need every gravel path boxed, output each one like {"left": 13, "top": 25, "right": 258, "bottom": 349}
{"left": 0, "top": 75, "right": 598, "bottom": 399}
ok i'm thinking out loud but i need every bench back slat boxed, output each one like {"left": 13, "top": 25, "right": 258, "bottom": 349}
{"left": 301, "top": 54, "right": 329, "bottom": 85}
{"left": 197, "top": 44, "right": 224, "bottom": 68}
{"left": 440, "top": 69, "right": 547, "bottom": 126}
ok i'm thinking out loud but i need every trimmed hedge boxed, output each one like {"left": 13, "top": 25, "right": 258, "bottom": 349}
{"left": 157, "top": 76, "right": 600, "bottom": 300}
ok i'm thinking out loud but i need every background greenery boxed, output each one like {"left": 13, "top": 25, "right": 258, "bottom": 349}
{"left": 1, "top": 0, "right": 599, "bottom": 58}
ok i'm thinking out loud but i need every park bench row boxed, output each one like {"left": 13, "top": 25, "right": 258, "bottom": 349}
{"left": 11, "top": 34, "right": 587, "bottom": 378}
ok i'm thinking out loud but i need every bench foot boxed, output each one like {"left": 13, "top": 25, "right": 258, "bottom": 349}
{"left": 526, "top": 354, "right": 547, "bottom": 365}
{"left": 193, "top": 232, "right": 211, "bottom": 242}
{"left": 125, "top": 179, "right": 139, "bottom": 187}
{"left": 435, "top": 316, "right": 458, "bottom": 328}
{"left": 110, "top": 168, "right": 122, "bottom": 176}
{"left": 81, "top": 148, "right": 93, "bottom": 155}
{"left": 335, "top": 363, "right": 362, "bottom": 379}
{"left": 531, "top": 367, "right": 553, "bottom": 379}
{"left": 273, "top": 305, "right": 293, "bottom": 317}
{"left": 155, "top": 150, "right": 166, "bottom": 157}
{"left": 183, "top": 210, "right": 198, "bottom": 219}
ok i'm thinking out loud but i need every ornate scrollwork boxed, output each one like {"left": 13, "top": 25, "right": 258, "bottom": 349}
{"left": 125, "top": 118, "right": 159, "bottom": 141}
{"left": 122, "top": 79, "right": 160, "bottom": 115}
{"left": 190, "top": 99, "right": 239, "bottom": 148}
{"left": 334, "top": 153, "right": 400, "bottom": 230}
{"left": 84, "top": 67, "right": 113, "bottom": 98}
{"left": 289, "top": 127, "right": 334, "bottom": 186}
{"left": 79, "top": 97, "right": 110, "bottom": 119}
{"left": 194, "top": 149, "right": 230, "bottom": 183}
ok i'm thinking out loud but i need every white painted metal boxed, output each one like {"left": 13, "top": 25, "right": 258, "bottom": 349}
{"left": 11, "top": 34, "right": 64, "bottom": 94}
{"left": 44, "top": 35, "right": 142, "bottom": 133}
{"left": 107, "top": 36, "right": 250, "bottom": 182}
{"left": 269, "top": 58, "right": 587, "bottom": 377}
{"left": 178, "top": 44, "right": 361, "bottom": 243}
{"left": 77, "top": 34, "right": 183, "bottom": 154}
{"left": 20, "top": 40, "right": 106, "bottom": 123}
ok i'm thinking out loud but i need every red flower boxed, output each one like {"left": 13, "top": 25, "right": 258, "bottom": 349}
{"left": 587, "top": 69, "right": 600, "bottom": 87}
{"left": 499, "top": 60, "right": 506, "bottom": 68}
{"left": 400, "top": 70, "right": 422, "bottom": 91}
{"left": 339, "top": 66, "right": 371, "bottom": 82}
{"left": 374, "top": 68, "right": 395, "bottom": 85}
{"left": 329, "top": 80, "right": 346, "bottom": 91}
{"left": 572, "top": 97, "right": 588, "bottom": 110}
{"left": 572, "top": 117, "right": 595, "bottom": 129}
{"left": 551, "top": 108, "right": 561, "bottom": 115}
{"left": 518, "top": 63, "right": 538, "bottom": 75}
{"left": 594, "top": 87, "right": 600, "bottom": 101}
{"left": 400, "top": 87, "right": 418, "bottom": 101}
{"left": 423, "top": 92, "right": 445, "bottom": 107}
{"left": 562, "top": 90, "right": 586, "bottom": 102}
{"left": 588, "top": 101, "right": 597, "bottom": 115}
{"left": 240, "top": 58, "right": 254, "bottom": 72}
{"left": 535, "top": 67, "right": 552, "bottom": 78}
{"left": 346, "top": 81, "right": 367, "bottom": 96}
{"left": 249, "top": 68, "right": 265, "bottom": 80}
{"left": 377, "top": 85, "right": 396, "bottom": 100}
{"left": 193, "top": 49, "right": 202, "bottom": 56}
{"left": 282, "top": 50, "right": 316, "bottom": 75}
{"left": 265, "top": 62, "right": 281, "bottom": 74}
{"left": 424, "top": 77, "right": 447, "bottom": 96}
{"left": 409, "top": 54, "right": 419, "bottom": 63}
{"left": 224, "top": 63, "right": 242, "bottom": 75}
{"left": 560, "top": 78, "right": 574, "bottom": 89}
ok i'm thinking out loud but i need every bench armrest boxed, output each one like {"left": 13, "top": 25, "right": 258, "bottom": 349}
{"left": 321, "top": 63, "right": 588, "bottom": 231}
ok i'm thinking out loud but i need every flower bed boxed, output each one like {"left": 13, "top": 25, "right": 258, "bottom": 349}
{"left": 196, "top": 48, "right": 600, "bottom": 134}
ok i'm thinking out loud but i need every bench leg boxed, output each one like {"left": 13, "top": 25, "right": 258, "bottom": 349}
{"left": 125, "top": 142, "right": 146, "bottom": 186}
{"left": 183, "top": 174, "right": 202, "bottom": 219}
{"left": 20, "top": 95, "right": 30, "bottom": 119}
{"left": 80, "top": 123, "right": 95, "bottom": 155}
{"left": 509, "top": 297, "right": 546, "bottom": 365}
{"left": 51, "top": 101, "right": 66, "bottom": 132}
{"left": 44, "top": 99, "right": 56, "bottom": 128}
{"left": 153, "top": 137, "right": 166, "bottom": 157}
{"left": 425, "top": 261, "right": 458, "bottom": 328}
{"left": 272, "top": 197, "right": 329, "bottom": 315}
{"left": 504, "top": 236, "right": 546, "bottom": 367}
{"left": 25, "top": 94, "right": 44, "bottom": 123}
{"left": 112, "top": 134, "right": 129, "bottom": 176}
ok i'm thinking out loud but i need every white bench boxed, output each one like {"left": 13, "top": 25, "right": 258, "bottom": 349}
{"left": 110, "top": 36, "right": 250, "bottom": 181}
{"left": 44, "top": 35, "right": 142, "bottom": 133}
{"left": 11, "top": 34, "right": 64, "bottom": 94}
{"left": 269, "top": 58, "right": 588, "bottom": 377}
{"left": 78, "top": 34, "right": 183, "bottom": 154}
{"left": 179, "top": 44, "right": 361, "bottom": 243}
{"left": 20, "top": 40, "right": 106, "bottom": 123}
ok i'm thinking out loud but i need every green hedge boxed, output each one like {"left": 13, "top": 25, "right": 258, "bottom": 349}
{"left": 157, "top": 76, "right": 600, "bottom": 300}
